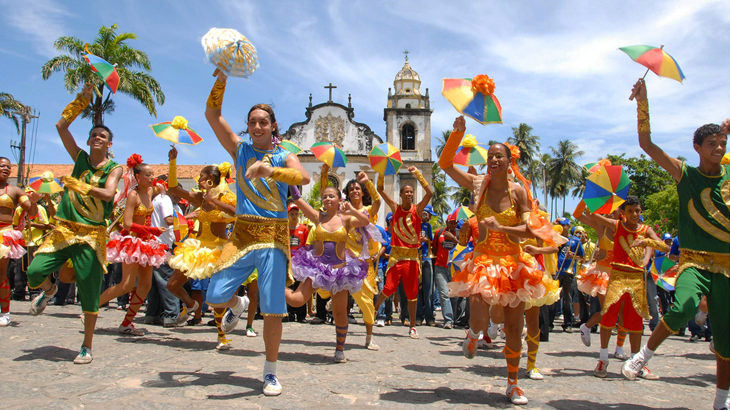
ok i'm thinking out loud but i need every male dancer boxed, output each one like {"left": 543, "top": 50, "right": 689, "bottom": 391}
{"left": 622, "top": 79, "right": 729, "bottom": 410}
{"left": 374, "top": 167, "right": 432, "bottom": 339}
{"left": 27, "top": 83, "right": 123, "bottom": 364}
{"left": 204, "top": 71, "right": 310, "bottom": 396}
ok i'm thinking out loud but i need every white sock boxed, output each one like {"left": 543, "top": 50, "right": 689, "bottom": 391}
{"left": 263, "top": 360, "right": 277, "bottom": 378}
{"left": 599, "top": 348, "right": 609, "bottom": 362}
{"left": 231, "top": 297, "right": 244, "bottom": 315}
{"left": 468, "top": 328, "right": 479, "bottom": 339}
{"left": 581, "top": 324, "right": 589, "bottom": 333}
{"left": 714, "top": 387, "right": 728, "bottom": 409}
{"left": 639, "top": 344, "right": 654, "bottom": 362}
{"left": 615, "top": 345, "right": 625, "bottom": 355}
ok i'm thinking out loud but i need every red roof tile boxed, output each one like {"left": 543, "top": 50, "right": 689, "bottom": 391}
{"left": 11, "top": 164, "right": 233, "bottom": 180}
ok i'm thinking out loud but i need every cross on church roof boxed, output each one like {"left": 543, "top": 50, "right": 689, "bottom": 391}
{"left": 403, "top": 49, "right": 409, "bottom": 61}
{"left": 324, "top": 83, "right": 337, "bottom": 102}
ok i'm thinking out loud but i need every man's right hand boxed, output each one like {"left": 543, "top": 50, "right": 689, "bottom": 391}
{"left": 632, "top": 78, "right": 647, "bottom": 101}
{"left": 215, "top": 69, "right": 228, "bottom": 84}
{"left": 453, "top": 115, "right": 466, "bottom": 133}
{"left": 81, "top": 83, "right": 94, "bottom": 101}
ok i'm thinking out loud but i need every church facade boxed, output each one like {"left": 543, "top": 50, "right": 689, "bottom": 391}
{"left": 282, "top": 55, "right": 433, "bottom": 224}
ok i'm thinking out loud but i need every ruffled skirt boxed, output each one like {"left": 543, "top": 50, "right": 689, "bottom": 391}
{"left": 525, "top": 272, "right": 562, "bottom": 309}
{"left": 107, "top": 231, "right": 169, "bottom": 268}
{"left": 168, "top": 239, "right": 224, "bottom": 280}
{"left": 448, "top": 252, "right": 546, "bottom": 308}
{"left": 577, "top": 262, "right": 610, "bottom": 297}
{"left": 0, "top": 229, "right": 26, "bottom": 260}
{"left": 291, "top": 246, "right": 368, "bottom": 295}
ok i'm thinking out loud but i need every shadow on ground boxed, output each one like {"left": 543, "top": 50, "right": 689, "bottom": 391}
{"left": 14, "top": 345, "right": 78, "bottom": 362}
{"left": 144, "top": 370, "right": 261, "bottom": 400}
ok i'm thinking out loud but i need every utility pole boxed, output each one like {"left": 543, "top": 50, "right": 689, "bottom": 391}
{"left": 9, "top": 109, "right": 38, "bottom": 187}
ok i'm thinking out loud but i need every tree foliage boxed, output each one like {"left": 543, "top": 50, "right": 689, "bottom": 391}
{"left": 0, "top": 91, "right": 30, "bottom": 134}
{"left": 642, "top": 184, "right": 679, "bottom": 236}
{"left": 430, "top": 162, "right": 454, "bottom": 225}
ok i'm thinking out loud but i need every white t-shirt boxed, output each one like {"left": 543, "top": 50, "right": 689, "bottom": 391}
{"left": 151, "top": 194, "right": 174, "bottom": 247}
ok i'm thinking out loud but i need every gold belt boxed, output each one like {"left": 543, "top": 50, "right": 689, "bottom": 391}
{"left": 36, "top": 218, "right": 108, "bottom": 273}
{"left": 678, "top": 249, "right": 730, "bottom": 279}
{"left": 386, "top": 246, "right": 422, "bottom": 278}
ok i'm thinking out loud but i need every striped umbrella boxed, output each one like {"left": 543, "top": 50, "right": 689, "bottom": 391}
{"left": 369, "top": 143, "right": 402, "bottom": 175}
{"left": 442, "top": 74, "right": 502, "bottom": 125}
{"left": 311, "top": 142, "right": 347, "bottom": 168}
{"left": 150, "top": 116, "right": 203, "bottom": 145}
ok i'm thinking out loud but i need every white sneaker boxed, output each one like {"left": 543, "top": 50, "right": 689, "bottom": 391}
{"left": 477, "top": 339, "right": 494, "bottom": 349}
{"left": 695, "top": 310, "right": 708, "bottom": 326}
{"left": 462, "top": 330, "right": 480, "bottom": 359}
{"left": 487, "top": 321, "right": 498, "bottom": 340}
{"left": 594, "top": 359, "right": 608, "bottom": 378}
{"left": 506, "top": 384, "right": 528, "bottom": 405}
{"left": 0, "top": 313, "right": 10, "bottom": 327}
{"left": 375, "top": 319, "right": 385, "bottom": 327}
{"left": 580, "top": 324, "right": 591, "bottom": 347}
{"left": 621, "top": 354, "right": 645, "bottom": 381}
{"left": 614, "top": 347, "right": 629, "bottom": 361}
{"left": 246, "top": 326, "right": 257, "bottom": 337}
{"left": 263, "top": 373, "right": 282, "bottom": 396}
{"left": 240, "top": 295, "right": 250, "bottom": 313}
{"left": 29, "top": 287, "right": 56, "bottom": 316}
{"left": 527, "top": 367, "right": 544, "bottom": 380}
{"left": 638, "top": 366, "right": 659, "bottom": 380}
{"left": 216, "top": 339, "right": 231, "bottom": 351}
{"left": 177, "top": 300, "right": 199, "bottom": 325}
{"left": 73, "top": 346, "right": 93, "bottom": 364}
{"left": 222, "top": 297, "right": 247, "bottom": 334}
{"left": 334, "top": 350, "right": 347, "bottom": 363}
{"left": 118, "top": 324, "right": 145, "bottom": 336}
{"left": 409, "top": 327, "right": 420, "bottom": 339}
{"left": 499, "top": 326, "right": 506, "bottom": 340}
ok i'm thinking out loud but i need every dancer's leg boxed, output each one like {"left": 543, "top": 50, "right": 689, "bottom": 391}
{"left": 285, "top": 277, "right": 314, "bottom": 307}
{"left": 167, "top": 269, "right": 195, "bottom": 308}
{"left": 246, "top": 280, "right": 258, "bottom": 328}
{"left": 525, "top": 306, "right": 542, "bottom": 378}
{"left": 99, "top": 262, "right": 139, "bottom": 307}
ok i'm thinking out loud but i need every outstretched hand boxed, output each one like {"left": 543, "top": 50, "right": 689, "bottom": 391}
{"left": 245, "top": 160, "right": 273, "bottom": 179}
{"left": 168, "top": 145, "right": 178, "bottom": 161}
{"left": 631, "top": 78, "right": 647, "bottom": 101}
{"left": 81, "top": 83, "right": 94, "bottom": 101}
{"left": 357, "top": 171, "right": 369, "bottom": 185}
{"left": 721, "top": 118, "right": 730, "bottom": 135}
{"left": 453, "top": 116, "right": 466, "bottom": 133}
{"left": 214, "top": 69, "right": 228, "bottom": 84}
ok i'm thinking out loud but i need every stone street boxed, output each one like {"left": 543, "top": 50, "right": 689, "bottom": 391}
{"left": 1, "top": 301, "right": 716, "bottom": 409}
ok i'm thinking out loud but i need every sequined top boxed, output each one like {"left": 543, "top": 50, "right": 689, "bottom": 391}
{"left": 596, "top": 234, "right": 615, "bottom": 268}
{"left": 196, "top": 191, "right": 236, "bottom": 244}
{"left": 0, "top": 188, "right": 13, "bottom": 210}
{"left": 475, "top": 187, "right": 521, "bottom": 256}
{"left": 314, "top": 223, "right": 348, "bottom": 244}
{"left": 611, "top": 221, "right": 648, "bottom": 273}
{"left": 133, "top": 203, "right": 154, "bottom": 217}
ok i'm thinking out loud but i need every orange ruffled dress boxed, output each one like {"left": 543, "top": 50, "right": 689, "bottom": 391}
{"left": 447, "top": 180, "right": 545, "bottom": 307}
{"left": 522, "top": 238, "right": 561, "bottom": 310}
{"left": 577, "top": 235, "right": 613, "bottom": 297}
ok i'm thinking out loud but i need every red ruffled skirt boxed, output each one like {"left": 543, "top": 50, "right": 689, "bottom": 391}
{"left": 107, "top": 231, "right": 169, "bottom": 268}
{"left": 0, "top": 227, "right": 26, "bottom": 260}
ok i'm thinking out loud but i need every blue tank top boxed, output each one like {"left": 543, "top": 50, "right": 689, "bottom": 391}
{"left": 235, "top": 141, "right": 290, "bottom": 219}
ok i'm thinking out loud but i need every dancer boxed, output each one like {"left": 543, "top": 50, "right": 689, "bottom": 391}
{"left": 373, "top": 166, "right": 433, "bottom": 339}
{"left": 586, "top": 194, "right": 664, "bottom": 379}
{"left": 441, "top": 115, "right": 546, "bottom": 405}
{"left": 621, "top": 80, "right": 729, "bottom": 410}
{"left": 27, "top": 83, "right": 123, "bottom": 364}
{"left": 285, "top": 182, "right": 370, "bottom": 363}
{"left": 204, "top": 70, "right": 310, "bottom": 396}
{"left": 164, "top": 146, "right": 244, "bottom": 350}
{"left": 575, "top": 207, "right": 629, "bottom": 360}
{"left": 340, "top": 168, "right": 382, "bottom": 350}
{"left": 0, "top": 157, "right": 40, "bottom": 326}
{"left": 100, "top": 154, "right": 170, "bottom": 335}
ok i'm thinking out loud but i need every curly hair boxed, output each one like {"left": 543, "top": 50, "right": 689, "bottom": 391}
{"left": 344, "top": 179, "right": 372, "bottom": 206}
{"left": 693, "top": 123, "right": 723, "bottom": 146}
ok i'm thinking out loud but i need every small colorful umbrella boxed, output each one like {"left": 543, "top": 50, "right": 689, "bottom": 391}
{"left": 582, "top": 164, "right": 631, "bottom": 214}
{"left": 449, "top": 242, "right": 474, "bottom": 276}
{"left": 583, "top": 158, "right": 613, "bottom": 174}
{"left": 202, "top": 28, "right": 259, "bottom": 78}
{"left": 448, "top": 206, "right": 474, "bottom": 221}
{"left": 27, "top": 171, "right": 64, "bottom": 194}
{"left": 311, "top": 142, "right": 347, "bottom": 168}
{"left": 150, "top": 116, "right": 204, "bottom": 145}
{"left": 279, "top": 140, "right": 302, "bottom": 155}
{"left": 453, "top": 134, "right": 489, "bottom": 166}
{"left": 84, "top": 45, "right": 119, "bottom": 94}
{"left": 442, "top": 74, "right": 502, "bottom": 125}
{"left": 620, "top": 45, "right": 685, "bottom": 100}
{"left": 650, "top": 256, "right": 678, "bottom": 291}
{"left": 172, "top": 208, "right": 189, "bottom": 242}
{"left": 369, "top": 143, "right": 402, "bottom": 175}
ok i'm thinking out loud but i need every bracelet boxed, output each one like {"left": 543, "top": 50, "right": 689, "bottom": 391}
{"left": 168, "top": 158, "right": 178, "bottom": 188}
{"left": 18, "top": 195, "right": 29, "bottom": 204}
{"left": 271, "top": 167, "right": 303, "bottom": 185}
{"left": 365, "top": 180, "right": 380, "bottom": 202}
{"left": 637, "top": 99, "right": 650, "bottom": 134}
{"left": 521, "top": 212, "right": 531, "bottom": 224}
{"left": 377, "top": 174, "right": 384, "bottom": 189}
{"left": 61, "top": 175, "right": 93, "bottom": 195}
{"left": 206, "top": 80, "right": 226, "bottom": 109}
{"left": 645, "top": 238, "right": 669, "bottom": 253}
{"left": 414, "top": 170, "right": 429, "bottom": 188}
{"left": 320, "top": 170, "right": 328, "bottom": 190}
{"left": 61, "top": 93, "right": 90, "bottom": 123}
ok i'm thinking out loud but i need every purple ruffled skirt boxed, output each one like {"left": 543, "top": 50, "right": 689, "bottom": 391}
{"left": 291, "top": 245, "right": 368, "bottom": 294}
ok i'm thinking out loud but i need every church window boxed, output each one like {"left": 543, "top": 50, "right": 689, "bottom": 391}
{"left": 405, "top": 89, "right": 411, "bottom": 93}
{"left": 327, "top": 175, "right": 340, "bottom": 189}
{"left": 401, "top": 124, "right": 415, "bottom": 150}
{"left": 405, "top": 104, "right": 411, "bottom": 109}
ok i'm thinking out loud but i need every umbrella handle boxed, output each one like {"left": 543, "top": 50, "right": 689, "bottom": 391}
{"left": 628, "top": 68, "right": 651, "bottom": 101}
{"left": 212, "top": 68, "right": 220, "bottom": 77}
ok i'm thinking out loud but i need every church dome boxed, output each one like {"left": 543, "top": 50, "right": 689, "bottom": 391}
{"left": 394, "top": 60, "right": 421, "bottom": 82}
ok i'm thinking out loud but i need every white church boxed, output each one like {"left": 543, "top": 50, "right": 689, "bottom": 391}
{"left": 282, "top": 55, "right": 434, "bottom": 224}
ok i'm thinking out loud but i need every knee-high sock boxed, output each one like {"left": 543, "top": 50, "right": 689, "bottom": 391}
{"left": 526, "top": 331, "right": 540, "bottom": 371}
{"left": 335, "top": 324, "right": 348, "bottom": 352}
{"left": 214, "top": 308, "right": 228, "bottom": 343}
{"left": 616, "top": 324, "right": 627, "bottom": 347}
{"left": 121, "top": 289, "right": 144, "bottom": 327}
{"left": 0, "top": 278, "right": 10, "bottom": 314}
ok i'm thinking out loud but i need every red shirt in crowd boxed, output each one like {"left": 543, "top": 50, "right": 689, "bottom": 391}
{"left": 289, "top": 224, "right": 309, "bottom": 256}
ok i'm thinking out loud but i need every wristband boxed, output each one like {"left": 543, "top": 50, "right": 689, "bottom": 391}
{"left": 437, "top": 130, "right": 464, "bottom": 169}
{"left": 146, "top": 226, "right": 163, "bottom": 237}
{"left": 365, "top": 180, "right": 380, "bottom": 202}
{"left": 289, "top": 185, "right": 301, "bottom": 200}
{"left": 206, "top": 80, "right": 226, "bottom": 109}
{"left": 168, "top": 158, "right": 178, "bottom": 188}
{"left": 645, "top": 238, "right": 669, "bottom": 253}
{"left": 271, "top": 167, "right": 303, "bottom": 185}
{"left": 377, "top": 173, "right": 384, "bottom": 189}
{"left": 61, "top": 93, "right": 90, "bottom": 123}
{"left": 637, "top": 99, "right": 650, "bottom": 134}
{"left": 413, "top": 170, "right": 429, "bottom": 188}
{"left": 320, "top": 170, "right": 328, "bottom": 190}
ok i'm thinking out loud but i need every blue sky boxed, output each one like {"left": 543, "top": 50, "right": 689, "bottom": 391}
{"left": 1, "top": 0, "right": 728, "bottom": 213}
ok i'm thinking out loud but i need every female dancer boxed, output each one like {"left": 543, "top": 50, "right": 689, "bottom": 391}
{"left": 576, "top": 206, "right": 629, "bottom": 360}
{"left": 164, "top": 146, "right": 251, "bottom": 350}
{"left": 100, "top": 154, "right": 169, "bottom": 335}
{"left": 286, "top": 179, "right": 370, "bottom": 363}
{"left": 340, "top": 167, "right": 382, "bottom": 350}
{"left": 0, "top": 156, "right": 40, "bottom": 326}
{"left": 441, "top": 115, "right": 546, "bottom": 405}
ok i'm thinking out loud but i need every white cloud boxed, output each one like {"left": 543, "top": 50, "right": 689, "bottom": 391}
{"left": 0, "top": 0, "right": 74, "bottom": 58}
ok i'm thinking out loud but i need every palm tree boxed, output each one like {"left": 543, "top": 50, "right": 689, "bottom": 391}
{"left": 41, "top": 24, "right": 165, "bottom": 125}
{"left": 452, "top": 186, "right": 472, "bottom": 208}
{"left": 533, "top": 153, "right": 552, "bottom": 209}
{"left": 0, "top": 92, "right": 30, "bottom": 134}
{"left": 430, "top": 162, "right": 454, "bottom": 224}
{"left": 548, "top": 140, "right": 585, "bottom": 216}
{"left": 508, "top": 123, "right": 540, "bottom": 198}
{"left": 434, "top": 130, "right": 451, "bottom": 159}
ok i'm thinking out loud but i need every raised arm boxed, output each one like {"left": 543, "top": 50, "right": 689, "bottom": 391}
{"left": 438, "top": 116, "right": 477, "bottom": 190}
{"left": 342, "top": 201, "right": 370, "bottom": 229}
{"left": 166, "top": 145, "right": 204, "bottom": 206}
{"left": 633, "top": 79, "right": 682, "bottom": 181}
{"left": 587, "top": 211, "right": 617, "bottom": 230}
{"left": 412, "top": 166, "right": 433, "bottom": 216}
{"left": 376, "top": 173, "right": 398, "bottom": 213}
{"left": 357, "top": 171, "right": 381, "bottom": 217}
{"left": 56, "top": 83, "right": 94, "bottom": 160}
{"left": 205, "top": 71, "right": 242, "bottom": 162}
{"left": 292, "top": 196, "right": 319, "bottom": 225}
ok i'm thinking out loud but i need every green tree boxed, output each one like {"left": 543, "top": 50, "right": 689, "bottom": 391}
{"left": 534, "top": 153, "right": 552, "bottom": 209}
{"left": 41, "top": 24, "right": 165, "bottom": 125}
{"left": 434, "top": 130, "right": 451, "bottom": 159}
{"left": 0, "top": 91, "right": 30, "bottom": 134}
{"left": 452, "top": 186, "right": 472, "bottom": 208}
{"left": 430, "top": 162, "right": 454, "bottom": 225}
{"left": 643, "top": 184, "right": 679, "bottom": 236}
{"left": 304, "top": 181, "right": 322, "bottom": 210}
{"left": 508, "top": 123, "right": 540, "bottom": 198}
{"left": 606, "top": 153, "right": 674, "bottom": 205}
{"left": 548, "top": 140, "right": 584, "bottom": 215}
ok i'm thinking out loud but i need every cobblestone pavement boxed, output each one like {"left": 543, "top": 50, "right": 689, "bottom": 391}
{"left": 1, "top": 301, "right": 717, "bottom": 409}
